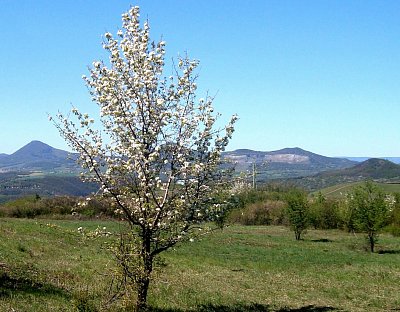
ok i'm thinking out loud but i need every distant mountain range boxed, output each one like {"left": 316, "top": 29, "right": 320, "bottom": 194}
{"left": 0, "top": 142, "right": 358, "bottom": 176}
{"left": 0, "top": 141, "right": 399, "bottom": 201}
{"left": 2, "top": 141, "right": 399, "bottom": 174}
{"left": 223, "top": 147, "right": 357, "bottom": 181}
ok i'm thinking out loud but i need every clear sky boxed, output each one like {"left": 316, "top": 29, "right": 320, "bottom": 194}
{"left": 1, "top": 0, "right": 399, "bottom": 157}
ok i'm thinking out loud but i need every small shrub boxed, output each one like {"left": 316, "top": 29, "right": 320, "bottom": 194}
{"left": 347, "top": 181, "right": 390, "bottom": 252}
{"left": 285, "top": 189, "right": 309, "bottom": 240}
{"left": 233, "top": 183, "right": 295, "bottom": 210}
{"left": 309, "top": 193, "right": 341, "bottom": 229}
{"left": 228, "top": 200, "right": 286, "bottom": 226}
{"left": 73, "top": 289, "right": 99, "bottom": 312}
{"left": 0, "top": 195, "right": 114, "bottom": 219}
{"left": 386, "top": 225, "right": 400, "bottom": 237}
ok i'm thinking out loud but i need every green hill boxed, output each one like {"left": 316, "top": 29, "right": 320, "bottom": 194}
{"left": 321, "top": 158, "right": 400, "bottom": 179}
{"left": 314, "top": 181, "right": 400, "bottom": 198}
{"left": 290, "top": 158, "right": 400, "bottom": 192}
{"left": 0, "top": 172, "right": 99, "bottom": 203}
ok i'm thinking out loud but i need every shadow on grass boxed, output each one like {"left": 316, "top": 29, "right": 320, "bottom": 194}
{"left": 0, "top": 271, "right": 69, "bottom": 299}
{"left": 378, "top": 249, "right": 400, "bottom": 255}
{"left": 311, "top": 239, "right": 333, "bottom": 243}
{"left": 276, "top": 306, "right": 339, "bottom": 312}
{"left": 149, "top": 303, "right": 340, "bottom": 312}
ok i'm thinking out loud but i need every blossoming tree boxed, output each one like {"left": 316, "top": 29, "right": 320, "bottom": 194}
{"left": 52, "top": 6, "right": 236, "bottom": 310}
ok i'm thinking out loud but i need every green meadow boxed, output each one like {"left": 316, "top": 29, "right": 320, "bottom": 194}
{"left": 0, "top": 218, "right": 399, "bottom": 311}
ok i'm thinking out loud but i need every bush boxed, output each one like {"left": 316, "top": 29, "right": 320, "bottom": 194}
{"left": 233, "top": 183, "right": 296, "bottom": 209}
{"left": 309, "top": 193, "right": 341, "bottom": 229}
{"left": 228, "top": 200, "right": 286, "bottom": 226}
{"left": 0, "top": 195, "right": 115, "bottom": 219}
{"left": 285, "top": 189, "right": 309, "bottom": 240}
{"left": 347, "top": 181, "right": 390, "bottom": 252}
{"left": 0, "top": 195, "right": 44, "bottom": 218}
{"left": 386, "top": 225, "right": 400, "bottom": 237}
{"left": 384, "top": 192, "right": 400, "bottom": 237}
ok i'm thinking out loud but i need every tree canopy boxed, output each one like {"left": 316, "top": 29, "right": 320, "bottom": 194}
{"left": 53, "top": 6, "right": 237, "bottom": 310}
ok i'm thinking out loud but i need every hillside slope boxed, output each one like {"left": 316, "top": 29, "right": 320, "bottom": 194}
{"left": 0, "top": 141, "right": 91, "bottom": 202}
{"left": 0, "top": 171, "right": 99, "bottom": 204}
{"left": 290, "top": 158, "right": 400, "bottom": 191}
{"left": 0, "top": 141, "right": 78, "bottom": 173}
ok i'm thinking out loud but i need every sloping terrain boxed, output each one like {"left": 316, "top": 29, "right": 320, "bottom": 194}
{"left": 0, "top": 141, "right": 79, "bottom": 173}
{"left": 290, "top": 158, "right": 400, "bottom": 191}
{"left": 0, "top": 141, "right": 92, "bottom": 202}
{"left": 0, "top": 171, "right": 99, "bottom": 204}
{"left": 315, "top": 181, "right": 400, "bottom": 198}
{"left": 346, "top": 156, "right": 400, "bottom": 164}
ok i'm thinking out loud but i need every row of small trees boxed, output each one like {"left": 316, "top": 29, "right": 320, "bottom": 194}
{"left": 232, "top": 181, "right": 395, "bottom": 253}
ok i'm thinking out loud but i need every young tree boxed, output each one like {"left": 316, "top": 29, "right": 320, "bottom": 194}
{"left": 285, "top": 189, "right": 309, "bottom": 240}
{"left": 348, "top": 181, "right": 390, "bottom": 252}
{"left": 52, "top": 6, "right": 237, "bottom": 310}
{"left": 309, "top": 192, "right": 341, "bottom": 230}
{"left": 388, "top": 192, "right": 400, "bottom": 236}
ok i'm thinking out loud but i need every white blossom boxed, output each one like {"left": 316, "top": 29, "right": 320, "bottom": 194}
{"left": 52, "top": 6, "right": 237, "bottom": 307}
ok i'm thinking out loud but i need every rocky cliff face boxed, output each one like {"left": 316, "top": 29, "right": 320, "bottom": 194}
{"left": 266, "top": 154, "right": 309, "bottom": 164}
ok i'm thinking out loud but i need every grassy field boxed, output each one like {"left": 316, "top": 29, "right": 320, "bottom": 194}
{"left": 315, "top": 181, "right": 400, "bottom": 198}
{"left": 0, "top": 218, "right": 399, "bottom": 311}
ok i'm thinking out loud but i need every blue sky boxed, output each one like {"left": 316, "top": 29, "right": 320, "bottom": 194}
{"left": 1, "top": 1, "right": 399, "bottom": 157}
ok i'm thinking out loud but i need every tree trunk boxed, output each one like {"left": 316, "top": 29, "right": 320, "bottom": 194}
{"left": 369, "top": 234, "right": 375, "bottom": 253}
{"left": 136, "top": 274, "right": 151, "bottom": 311}
{"left": 136, "top": 233, "right": 153, "bottom": 311}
